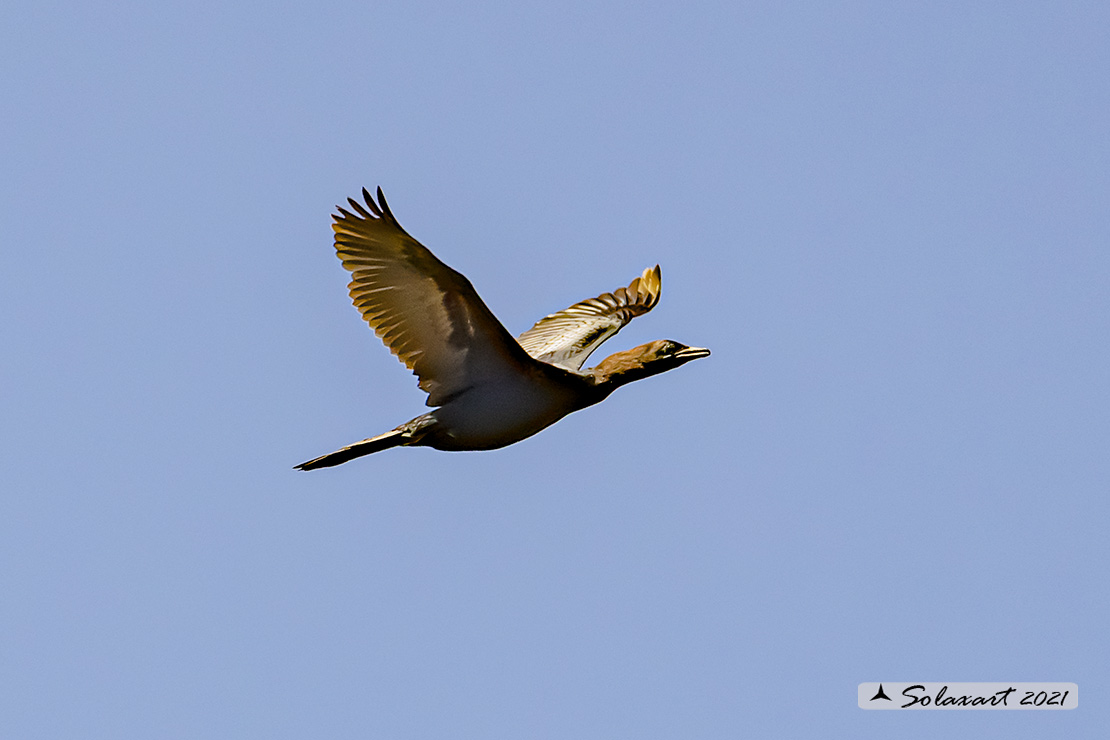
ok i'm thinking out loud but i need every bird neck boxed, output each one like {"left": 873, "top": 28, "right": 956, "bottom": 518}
{"left": 586, "top": 347, "right": 658, "bottom": 390}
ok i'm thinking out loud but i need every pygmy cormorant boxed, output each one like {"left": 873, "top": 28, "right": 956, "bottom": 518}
{"left": 296, "top": 187, "right": 709, "bottom": 469}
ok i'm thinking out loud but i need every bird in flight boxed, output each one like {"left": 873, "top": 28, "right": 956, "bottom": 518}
{"left": 296, "top": 187, "right": 709, "bottom": 469}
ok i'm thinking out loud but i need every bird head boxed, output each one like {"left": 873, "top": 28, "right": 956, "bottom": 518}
{"left": 590, "top": 340, "right": 710, "bottom": 388}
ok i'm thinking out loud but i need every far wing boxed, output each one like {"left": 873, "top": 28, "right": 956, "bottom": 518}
{"left": 516, "top": 265, "right": 662, "bottom": 371}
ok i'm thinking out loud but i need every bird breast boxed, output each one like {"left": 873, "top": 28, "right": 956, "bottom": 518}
{"left": 429, "top": 372, "right": 590, "bottom": 450}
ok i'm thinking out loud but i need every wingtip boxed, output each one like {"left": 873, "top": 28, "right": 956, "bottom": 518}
{"left": 333, "top": 186, "right": 388, "bottom": 223}
{"left": 347, "top": 196, "right": 373, "bottom": 219}
{"left": 636, "top": 264, "right": 662, "bottom": 306}
{"left": 375, "top": 186, "right": 395, "bottom": 220}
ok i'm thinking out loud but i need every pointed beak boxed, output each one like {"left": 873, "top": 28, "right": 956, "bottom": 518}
{"left": 674, "top": 346, "right": 711, "bottom": 361}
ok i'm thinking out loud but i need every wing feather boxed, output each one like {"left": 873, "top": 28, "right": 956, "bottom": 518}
{"left": 516, "top": 265, "right": 662, "bottom": 370}
{"left": 332, "top": 187, "right": 533, "bottom": 406}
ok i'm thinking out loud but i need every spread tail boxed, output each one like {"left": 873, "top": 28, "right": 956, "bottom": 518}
{"left": 295, "top": 429, "right": 407, "bottom": 470}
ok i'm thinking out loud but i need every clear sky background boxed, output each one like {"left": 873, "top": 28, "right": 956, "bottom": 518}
{"left": 3, "top": 1, "right": 1108, "bottom": 737}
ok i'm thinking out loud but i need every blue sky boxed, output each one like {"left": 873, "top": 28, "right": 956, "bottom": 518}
{"left": 3, "top": 1, "right": 1108, "bottom": 737}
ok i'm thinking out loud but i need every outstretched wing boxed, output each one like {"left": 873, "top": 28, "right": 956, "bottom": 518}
{"left": 516, "top": 265, "right": 662, "bottom": 371}
{"left": 333, "top": 187, "right": 534, "bottom": 406}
